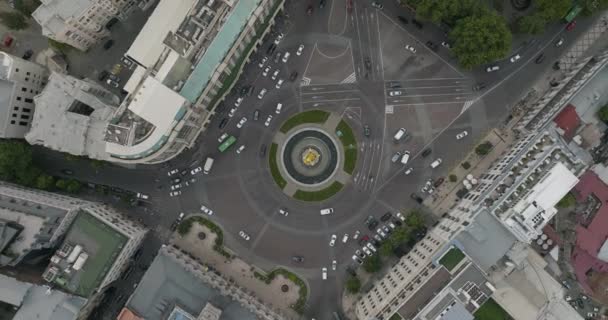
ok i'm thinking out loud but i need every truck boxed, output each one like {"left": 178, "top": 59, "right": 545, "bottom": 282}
{"left": 203, "top": 157, "right": 214, "bottom": 174}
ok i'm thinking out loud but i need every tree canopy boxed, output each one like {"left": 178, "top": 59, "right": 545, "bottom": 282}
{"left": 363, "top": 254, "right": 382, "bottom": 273}
{"left": 346, "top": 275, "right": 361, "bottom": 294}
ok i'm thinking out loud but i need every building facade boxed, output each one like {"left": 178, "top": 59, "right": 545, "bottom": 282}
{"left": 32, "top": 0, "right": 145, "bottom": 51}
{"left": 0, "top": 52, "right": 48, "bottom": 138}
{"left": 102, "top": 0, "right": 284, "bottom": 164}
{"left": 25, "top": 72, "right": 119, "bottom": 160}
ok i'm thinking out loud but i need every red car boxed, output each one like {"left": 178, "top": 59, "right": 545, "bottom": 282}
{"left": 358, "top": 235, "right": 370, "bottom": 246}
{"left": 3, "top": 35, "right": 13, "bottom": 47}
{"left": 566, "top": 20, "right": 576, "bottom": 31}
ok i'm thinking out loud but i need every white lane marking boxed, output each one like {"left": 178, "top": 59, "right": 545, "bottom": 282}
{"left": 390, "top": 101, "right": 464, "bottom": 107}
{"left": 375, "top": 7, "right": 386, "bottom": 81}
{"left": 341, "top": 72, "right": 357, "bottom": 83}
{"left": 301, "top": 98, "right": 361, "bottom": 104}
{"left": 301, "top": 89, "right": 358, "bottom": 95}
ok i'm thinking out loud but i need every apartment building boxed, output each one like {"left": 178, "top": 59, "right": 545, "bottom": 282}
{"left": 0, "top": 51, "right": 48, "bottom": 138}
{"left": 32, "top": 0, "right": 144, "bottom": 51}
{"left": 102, "top": 0, "right": 284, "bottom": 164}
{"left": 25, "top": 72, "right": 119, "bottom": 160}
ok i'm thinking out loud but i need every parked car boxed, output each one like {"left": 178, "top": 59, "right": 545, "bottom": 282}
{"left": 282, "top": 52, "right": 291, "bottom": 63}
{"left": 262, "top": 66, "right": 271, "bottom": 77}
{"left": 566, "top": 20, "right": 576, "bottom": 31}
{"left": 329, "top": 234, "right": 337, "bottom": 246}
{"left": 167, "top": 169, "right": 179, "bottom": 176}
{"left": 236, "top": 145, "right": 246, "bottom": 154}
{"left": 397, "top": 16, "right": 408, "bottom": 24}
{"left": 290, "top": 71, "right": 299, "bottom": 81}
{"left": 456, "top": 131, "right": 468, "bottom": 139}
{"left": 271, "top": 69, "right": 280, "bottom": 80}
{"left": 404, "top": 167, "right": 413, "bottom": 175}
{"left": 190, "top": 167, "right": 202, "bottom": 175}
{"left": 279, "top": 208, "right": 289, "bottom": 216}
{"left": 257, "top": 88, "right": 267, "bottom": 99}
{"left": 535, "top": 53, "right": 545, "bottom": 64}
{"left": 510, "top": 54, "right": 521, "bottom": 63}
{"left": 258, "top": 56, "right": 268, "bottom": 68}
{"left": 405, "top": 44, "right": 416, "bottom": 53}
{"left": 389, "top": 90, "right": 403, "bottom": 96}
{"left": 265, "top": 115, "right": 273, "bottom": 127}
{"left": 296, "top": 44, "right": 304, "bottom": 56}
{"left": 218, "top": 133, "right": 228, "bottom": 142}
{"left": 106, "top": 79, "right": 119, "bottom": 88}
{"left": 292, "top": 256, "right": 304, "bottom": 263}
{"left": 219, "top": 118, "right": 228, "bottom": 129}
{"left": 411, "top": 193, "right": 423, "bottom": 204}
{"left": 236, "top": 116, "right": 247, "bottom": 128}
{"left": 259, "top": 144, "right": 267, "bottom": 157}
{"left": 274, "top": 32, "right": 284, "bottom": 45}
{"left": 381, "top": 212, "right": 392, "bottom": 222}
{"left": 555, "top": 38, "right": 564, "bottom": 47}
{"left": 200, "top": 205, "right": 213, "bottom": 215}
{"left": 364, "top": 125, "right": 371, "bottom": 137}
{"left": 425, "top": 41, "right": 438, "bottom": 51}
{"left": 486, "top": 65, "right": 499, "bottom": 72}
{"left": 22, "top": 49, "right": 33, "bottom": 60}
{"left": 239, "top": 231, "right": 251, "bottom": 241}
{"left": 169, "top": 190, "right": 182, "bottom": 197}
{"left": 103, "top": 40, "right": 114, "bottom": 50}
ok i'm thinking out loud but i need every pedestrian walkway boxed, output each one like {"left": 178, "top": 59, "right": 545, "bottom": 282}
{"left": 560, "top": 13, "right": 608, "bottom": 71}
{"left": 172, "top": 222, "right": 300, "bottom": 319}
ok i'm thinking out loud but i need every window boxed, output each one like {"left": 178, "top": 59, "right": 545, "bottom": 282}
{"left": 12, "top": 113, "right": 16, "bottom": 118}
{"left": 13, "top": 107, "right": 18, "bottom": 111}
{"left": 22, "top": 108, "right": 31, "bottom": 113}
{"left": 24, "top": 98, "right": 33, "bottom": 103}
{"left": 20, "top": 115, "right": 28, "bottom": 120}
{"left": 16, "top": 96, "right": 21, "bottom": 101}
{"left": 19, "top": 121, "right": 27, "bottom": 126}
{"left": 21, "top": 87, "right": 26, "bottom": 92}
{"left": 26, "top": 71, "right": 30, "bottom": 76}
{"left": 15, "top": 68, "right": 19, "bottom": 72}
{"left": 10, "top": 120, "right": 15, "bottom": 124}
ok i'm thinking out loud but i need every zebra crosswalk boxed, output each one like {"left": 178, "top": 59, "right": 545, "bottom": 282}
{"left": 340, "top": 72, "right": 357, "bottom": 84}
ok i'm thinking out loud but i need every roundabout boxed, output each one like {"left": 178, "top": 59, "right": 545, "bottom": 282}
{"left": 268, "top": 110, "right": 357, "bottom": 201}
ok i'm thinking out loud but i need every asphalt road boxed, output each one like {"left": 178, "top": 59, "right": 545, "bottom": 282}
{"left": 31, "top": 0, "right": 606, "bottom": 319}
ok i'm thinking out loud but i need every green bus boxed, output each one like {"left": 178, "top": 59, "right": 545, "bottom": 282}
{"left": 218, "top": 136, "right": 236, "bottom": 152}
{"left": 564, "top": 4, "right": 582, "bottom": 23}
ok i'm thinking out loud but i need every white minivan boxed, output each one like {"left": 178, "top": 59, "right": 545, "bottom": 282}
{"left": 430, "top": 158, "right": 442, "bottom": 168}
{"left": 394, "top": 128, "right": 406, "bottom": 141}
{"left": 400, "top": 151, "right": 411, "bottom": 165}
{"left": 320, "top": 208, "right": 334, "bottom": 215}
{"left": 275, "top": 103, "right": 283, "bottom": 114}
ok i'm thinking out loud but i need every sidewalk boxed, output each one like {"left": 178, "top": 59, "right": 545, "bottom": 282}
{"left": 172, "top": 221, "right": 300, "bottom": 319}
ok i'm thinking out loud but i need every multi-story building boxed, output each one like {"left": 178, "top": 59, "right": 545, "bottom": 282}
{"left": 102, "top": 0, "right": 284, "bottom": 164}
{"left": 0, "top": 51, "right": 48, "bottom": 138}
{"left": 118, "top": 245, "right": 285, "bottom": 320}
{"left": 32, "top": 0, "right": 145, "bottom": 51}
{"left": 25, "top": 72, "right": 119, "bottom": 160}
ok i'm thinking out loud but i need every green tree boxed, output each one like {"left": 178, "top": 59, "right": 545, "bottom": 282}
{"left": 0, "top": 12, "right": 28, "bottom": 30}
{"left": 517, "top": 14, "right": 546, "bottom": 34}
{"left": 405, "top": 210, "right": 424, "bottom": 229}
{"left": 14, "top": 0, "right": 40, "bottom": 16}
{"left": 598, "top": 105, "right": 608, "bottom": 123}
{"left": 450, "top": 13, "right": 512, "bottom": 69}
{"left": 580, "top": 0, "right": 608, "bottom": 15}
{"left": 390, "top": 227, "right": 411, "bottom": 246}
{"left": 346, "top": 275, "right": 361, "bottom": 294}
{"left": 380, "top": 241, "right": 395, "bottom": 257}
{"left": 55, "top": 179, "right": 67, "bottom": 190}
{"left": 416, "top": 0, "right": 486, "bottom": 26}
{"left": 363, "top": 254, "right": 382, "bottom": 273}
{"left": 557, "top": 193, "right": 576, "bottom": 208}
{"left": 35, "top": 174, "right": 55, "bottom": 190}
{"left": 65, "top": 179, "right": 81, "bottom": 193}
{"left": 0, "top": 141, "right": 35, "bottom": 182}
{"left": 533, "top": 0, "right": 571, "bottom": 21}
{"left": 449, "top": 174, "right": 458, "bottom": 182}
{"left": 475, "top": 141, "right": 494, "bottom": 156}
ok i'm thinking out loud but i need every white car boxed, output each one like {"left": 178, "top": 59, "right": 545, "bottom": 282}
{"left": 404, "top": 167, "right": 413, "bottom": 175}
{"left": 510, "top": 54, "right": 521, "bottom": 63}
{"left": 355, "top": 249, "right": 365, "bottom": 259}
{"left": 167, "top": 169, "right": 179, "bottom": 176}
{"left": 237, "top": 116, "right": 247, "bottom": 128}
{"left": 234, "top": 97, "right": 243, "bottom": 107}
{"left": 362, "top": 246, "right": 372, "bottom": 256}
{"left": 177, "top": 212, "right": 185, "bottom": 221}
{"left": 262, "top": 66, "right": 271, "bottom": 77}
{"left": 279, "top": 208, "right": 289, "bottom": 216}
{"left": 371, "top": 1, "right": 384, "bottom": 9}
{"left": 456, "top": 130, "right": 468, "bottom": 139}
{"left": 366, "top": 243, "right": 377, "bottom": 253}
{"left": 405, "top": 45, "right": 416, "bottom": 53}
{"left": 236, "top": 145, "right": 246, "bottom": 154}
{"left": 228, "top": 107, "right": 237, "bottom": 118}
{"left": 282, "top": 52, "right": 290, "bottom": 63}
{"left": 320, "top": 208, "right": 334, "bottom": 215}
{"left": 239, "top": 230, "right": 251, "bottom": 241}
{"left": 389, "top": 90, "right": 402, "bottom": 96}
{"left": 136, "top": 192, "right": 149, "bottom": 200}
{"left": 218, "top": 133, "right": 228, "bottom": 142}
{"left": 352, "top": 255, "right": 363, "bottom": 264}
{"left": 353, "top": 230, "right": 360, "bottom": 239}
{"left": 200, "top": 205, "right": 214, "bottom": 215}
{"left": 396, "top": 212, "right": 406, "bottom": 222}
{"left": 257, "top": 88, "right": 267, "bottom": 99}
{"left": 169, "top": 190, "right": 181, "bottom": 197}
{"left": 190, "top": 166, "right": 202, "bottom": 175}
{"left": 322, "top": 267, "right": 327, "bottom": 280}
{"left": 329, "top": 234, "right": 337, "bottom": 247}
{"left": 271, "top": 69, "right": 279, "bottom": 80}
{"left": 275, "top": 103, "right": 282, "bottom": 114}
{"left": 296, "top": 44, "right": 304, "bottom": 56}
{"left": 275, "top": 79, "right": 284, "bottom": 89}
{"left": 486, "top": 65, "right": 499, "bottom": 72}
{"left": 258, "top": 56, "right": 268, "bottom": 68}
{"left": 342, "top": 234, "right": 349, "bottom": 243}
{"left": 332, "top": 260, "right": 337, "bottom": 271}
{"left": 170, "top": 184, "right": 182, "bottom": 191}
{"left": 274, "top": 32, "right": 284, "bottom": 45}
{"left": 264, "top": 115, "right": 273, "bottom": 127}
{"left": 377, "top": 228, "right": 387, "bottom": 238}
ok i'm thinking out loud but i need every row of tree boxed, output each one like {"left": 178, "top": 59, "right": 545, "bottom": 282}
{"left": 0, "top": 141, "right": 81, "bottom": 193}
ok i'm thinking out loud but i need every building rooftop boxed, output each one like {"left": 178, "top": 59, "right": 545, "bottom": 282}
{"left": 553, "top": 104, "right": 580, "bottom": 141}
{"left": 32, "top": 0, "right": 94, "bottom": 36}
{"left": 180, "top": 0, "right": 263, "bottom": 103}
{"left": 0, "top": 274, "right": 86, "bottom": 320}
{"left": 126, "top": 246, "right": 258, "bottom": 320}
{"left": 43, "top": 210, "right": 127, "bottom": 297}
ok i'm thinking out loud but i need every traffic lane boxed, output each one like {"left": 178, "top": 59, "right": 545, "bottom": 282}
{"left": 300, "top": 89, "right": 361, "bottom": 102}
{"left": 387, "top": 92, "right": 470, "bottom": 105}
{"left": 386, "top": 78, "right": 470, "bottom": 88}
{"left": 251, "top": 227, "right": 332, "bottom": 268}
{"left": 301, "top": 83, "right": 359, "bottom": 94}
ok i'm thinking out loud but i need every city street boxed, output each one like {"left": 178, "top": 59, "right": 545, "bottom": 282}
{"left": 28, "top": 0, "right": 607, "bottom": 319}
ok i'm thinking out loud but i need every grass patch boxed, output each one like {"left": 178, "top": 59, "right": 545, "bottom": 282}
{"left": 389, "top": 314, "right": 403, "bottom": 320}
{"left": 294, "top": 181, "right": 343, "bottom": 201}
{"left": 254, "top": 268, "right": 308, "bottom": 314}
{"left": 279, "top": 110, "right": 330, "bottom": 133}
{"left": 474, "top": 298, "right": 512, "bottom": 320}
{"left": 439, "top": 247, "right": 465, "bottom": 271}
{"left": 177, "top": 216, "right": 232, "bottom": 259}
{"left": 268, "top": 143, "right": 286, "bottom": 189}
{"left": 336, "top": 120, "right": 357, "bottom": 175}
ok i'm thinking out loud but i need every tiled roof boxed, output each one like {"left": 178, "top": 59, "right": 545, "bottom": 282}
{"left": 553, "top": 104, "right": 581, "bottom": 141}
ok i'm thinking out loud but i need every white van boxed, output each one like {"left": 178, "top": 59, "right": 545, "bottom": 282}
{"left": 275, "top": 103, "right": 283, "bottom": 114}
{"left": 400, "top": 151, "right": 411, "bottom": 165}
{"left": 430, "top": 158, "right": 442, "bottom": 168}
{"left": 394, "top": 128, "right": 406, "bottom": 141}
{"left": 203, "top": 157, "right": 215, "bottom": 174}
{"left": 320, "top": 208, "right": 334, "bottom": 215}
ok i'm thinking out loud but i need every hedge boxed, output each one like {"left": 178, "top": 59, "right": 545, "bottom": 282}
{"left": 177, "top": 216, "right": 232, "bottom": 259}
{"left": 254, "top": 268, "right": 308, "bottom": 314}
{"left": 293, "top": 181, "right": 343, "bottom": 201}
{"left": 269, "top": 143, "right": 287, "bottom": 189}
{"left": 279, "top": 110, "right": 330, "bottom": 133}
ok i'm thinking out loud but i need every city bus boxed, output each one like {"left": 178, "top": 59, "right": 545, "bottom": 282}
{"left": 218, "top": 136, "right": 236, "bottom": 152}
{"left": 564, "top": 4, "right": 582, "bottom": 23}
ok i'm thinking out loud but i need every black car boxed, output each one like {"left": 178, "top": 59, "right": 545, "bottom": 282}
{"left": 364, "top": 57, "right": 372, "bottom": 70}
{"left": 61, "top": 169, "right": 73, "bottom": 175}
{"left": 289, "top": 71, "right": 298, "bottom": 81}
{"left": 266, "top": 43, "right": 277, "bottom": 55}
{"left": 368, "top": 220, "right": 379, "bottom": 230}
{"left": 535, "top": 53, "right": 545, "bottom": 64}
{"left": 253, "top": 109, "right": 260, "bottom": 121}
{"left": 370, "top": 238, "right": 381, "bottom": 247}
{"left": 421, "top": 148, "right": 432, "bottom": 158}
{"left": 240, "top": 86, "right": 250, "bottom": 95}
{"left": 98, "top": 70, "right": 109, "bottom": 81}
{"left": 292, "top": 256, "right": 304, "bottom": 263}
{"left": 171, "top": 178, "right": 181, "bottom": 184}
{"left": 260, "top": 144, "right": 267, "bottom": 157}
{"left": 246, "top": 86, "right": 255, "bottom": 96}
{"left": 412, "top": 19, "right": 423, "bottom": 29}
{"left": 22, "top": 49, "right": 33, "bottom": 60}
{"left": 397, "top": 16, "right": 409, "bottom": 24}
{"left": 103, "top": 39, "right": 114, "bottom": 50}
{"left": 364, "top": 125, "right": 371, "bottom": 137}
{"left": 472, "top": 82, "right": 486, "bottom": 91}
{"left": 319, "top": 0, "right": 326, "bottom": 8}
{"left": 219, "top": 118, "right": 228, "bottom": 129}
{"left": 410, "top": 193, "right": 423, "bottom": 204}
{"left": 389, "top": 82, "right": 401, "bottom": 88}
{"left": 381, "top": 212, "right": 392, "bottom": 222}
{"left": 425, "top": 41, "right": 438, "bottom": 51}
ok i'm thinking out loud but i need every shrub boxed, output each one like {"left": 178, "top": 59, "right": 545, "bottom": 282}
{"left": 0, "top": 12, "right": 28, "bottom": 30}
{"left": 346, "top": 275, "right": 361, "bottom": 294}
{"left": 557, "top": 192, "right": 576, "bottom": 208}
{"left": 461, "top": 162, "right": 471, "bottom": 169}
{"left": 177, "top": 217, "right": 231, "bottom": 258}
{"left": 449, "top": 174, "right": 458, "bottom": 182}
{"left": 475, "top": 141, "right": 494, "bottom": 156}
